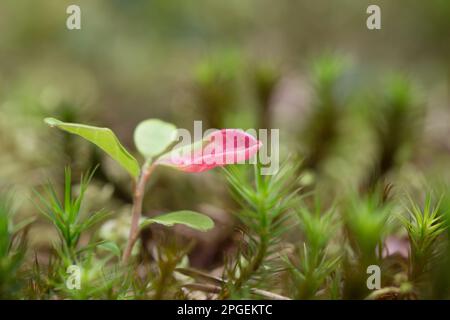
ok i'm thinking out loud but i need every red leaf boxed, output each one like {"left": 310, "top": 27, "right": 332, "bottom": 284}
{"left": 157, "top": 129, "right": 262, "bottom": 172}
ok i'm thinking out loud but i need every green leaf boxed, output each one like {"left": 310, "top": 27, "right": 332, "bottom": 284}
{"left": 98, "top": 241, "right": 121, "bottom": 257}
{"left": 44, "top": 118, "right": 140, "bottom": 178}
{"left": 133, "top": 119, "right": 178, "bottom": 160}
{"left": 141, "top": 211, "right": 214, "bottom": 232}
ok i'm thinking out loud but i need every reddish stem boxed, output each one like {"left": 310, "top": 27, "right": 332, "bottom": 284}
{"left": 122, "top": 163, "right": 155, "bottom": 264}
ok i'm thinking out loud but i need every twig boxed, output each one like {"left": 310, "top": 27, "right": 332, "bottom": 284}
{"left": 182, "top": 283, "right": 222, "bottom": 294}
{"left": 251, "top": 288, "right": 291, "bottom": 300}
{"left": 183, "top": 283, "right": 291, "bottom": 300}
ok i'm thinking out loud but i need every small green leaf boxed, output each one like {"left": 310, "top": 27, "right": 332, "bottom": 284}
{"left": 98, "top": 241, "right": 121, "bottom": 257}
{"left": 133, "top": 119, "right": 178, "bottom": 160}
{"left": 141, "top": 211, "right": 214, "bottom": 232}
{"left": 44, "top": 118, "right": 140, "bottom": 178}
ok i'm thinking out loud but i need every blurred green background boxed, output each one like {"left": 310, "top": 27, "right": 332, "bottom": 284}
{"left": 0, "top": 0, "right": 449, "bottom": 268}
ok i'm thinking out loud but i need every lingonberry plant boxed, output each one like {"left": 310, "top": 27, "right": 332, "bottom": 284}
{"left": 44, "top": 117, "right": 262, "bottom": 264}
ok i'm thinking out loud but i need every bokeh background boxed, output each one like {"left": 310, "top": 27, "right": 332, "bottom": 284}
{"left": 0, "top": 0, "right": 449, "bottom": 269}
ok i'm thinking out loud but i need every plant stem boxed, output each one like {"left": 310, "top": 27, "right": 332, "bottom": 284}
{"left": 222, "top": 234, "right": 268, "bottom": 299}
{"left": 122, "top": 163, "right": 155, "bottom": 264}
{"left": 228, "top": 167, "right": 269, "bottom": 296}
{"left": 153, "top": 258, "right": 178, "bottom": 300}
{"left": 237, "top": 234, "right": 268, "bottom": 289}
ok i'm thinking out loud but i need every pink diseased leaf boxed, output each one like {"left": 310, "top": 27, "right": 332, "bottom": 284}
{"left": 157, "top": 129, "right": 262, "bottom": 173}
